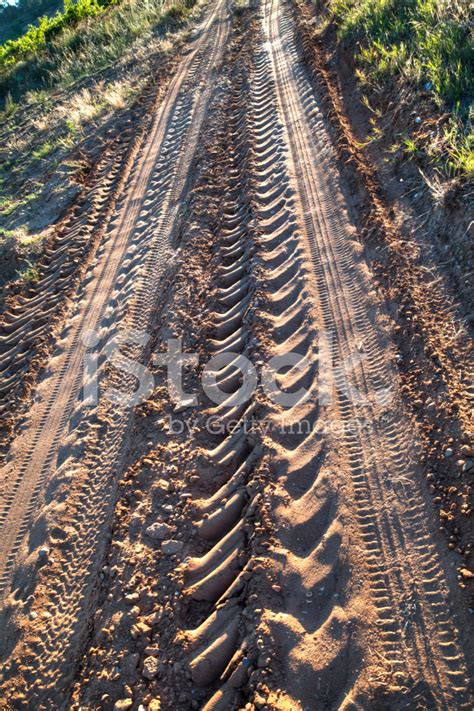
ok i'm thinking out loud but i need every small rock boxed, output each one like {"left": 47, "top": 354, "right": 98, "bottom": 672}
{"left": 122, "top": 653, "right": 140, "bottom": 675}
{"left": 113, "top": 701, "right": 133, "bottom": 711}
{"left": 142, "top": 656, "right": 160, "bottom": 680}
{"left": 131, "top": 621, "right": 152, "bottom": 639}
{"left": 144, "top": 645, "right": 160, "bottom": 657}
{"left": 38, "top": 546, "right": 50, "bottom": 562}
{"left": 149, "top": 609, "right": 163, "bottom": 625}
{"left": 129, "top": 515, "right": 143, "bottom": 534}
{"left": 124, "top": 592, "right": 139, "bottom": 604}
{"left": 444, "top": 448, "right": 453, "bottom": 458}
{"left": 161, "top": 539, "right": 183, "bottom": 555}
{"left": 146, "top": 522, "right": 174, "bottom": 541}
{"left": 462, "top": 460, "right": 473, "bottom": 473}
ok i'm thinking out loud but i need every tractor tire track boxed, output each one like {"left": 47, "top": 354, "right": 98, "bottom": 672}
{"left": 0, "top": 0, "right": 231, "bottom": 603}
{"left": 0, "top": 0, "right": 232, "bottom": 705}
{"left": 256, "top": 0, "right": 470, "bottom": 706}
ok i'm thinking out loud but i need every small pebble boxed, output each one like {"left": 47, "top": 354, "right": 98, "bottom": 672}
{"left": 113, "top": 701, "right": 133, "bottom": 711}
{"left": 161, "top": 539, "right": 183, "bottom": 554}
{"left": 146, "top": 522, "right": 174, "bottom": 541}
{"left": 142, "top": 656, "right": 160, "bottom": 680}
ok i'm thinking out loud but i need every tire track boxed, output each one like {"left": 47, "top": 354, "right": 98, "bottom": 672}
{"left": 0, "top": 1, "right": 232, "bottom": 705}
{"left": 0, "top": 0, "right": 231, "bottom": 604}
{"left": 246, "top": 45, "right": 359, "bottom": 707}
{"left": 72, "top": 25, "right": 273, "bottom": 706}
{"left": 257, "top": 0, "right": 470, "bottom": 706}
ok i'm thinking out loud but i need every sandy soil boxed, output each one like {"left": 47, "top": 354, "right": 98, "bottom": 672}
{"left": 0, "top": 0, "right": 472, "bottom": 709}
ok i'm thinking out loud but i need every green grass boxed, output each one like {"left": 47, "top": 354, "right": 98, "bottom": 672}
{"left": 0, "top": 0, "right": 120, "bottom": 70}
{"left": 32, "top": 139, "right": 58, "bottom": 159}
{"left": 328, "top": 0, "right": 473, "bottom": 175}
{"left": 330, "top": 0, "right": 472, "bottom": 108}
{"left": 0, "top": 0, "right": 63, "bottom": 44}
{"left": 16, "top": 260, "right": 40, "bottom": 282}
{"left": 0, "top": 189, "right": 42, "bottom": 216}
{"left": 0, "top": 0, "right": 196, "bottom": 106}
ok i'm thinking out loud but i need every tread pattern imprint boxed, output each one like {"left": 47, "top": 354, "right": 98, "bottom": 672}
{"left": 0, "top": 1, "right": 471, "bottom": 710}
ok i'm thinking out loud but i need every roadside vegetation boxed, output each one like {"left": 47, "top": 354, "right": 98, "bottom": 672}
{"left": 0, "top": 0, "right": 196, "bottom": 106}
{"left": 326, "top": 0, "right": 473, "bottom": 176}
{"left": 0, "top": 0, "right": 201, "bottom": 284}
{"left": 0, "top": 0, "right": 62, "bottom": 44}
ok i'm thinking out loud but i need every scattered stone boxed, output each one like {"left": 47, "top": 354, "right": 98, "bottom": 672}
{"left": 122, "top": 653, "right": 140, "bottom": 675}
{"left": 149, "top": 609, "right": 163, "bottom": 625}
{"left": 161, "top": 539, "right": 183, "bottom": 555}
{"left": 462, "top": 460, "right": 473, "bottom": 473}
{"left": 444, "top": 448, "right": 453, "bottom": 458}
{"left": 124, "top": 592, "right": 140, "bottom": 605}
{"left": 146, "top": 522, "right": 174, "bottom": 541}
{"left": 38, "top": 546, "right": 50, "bottom": 562}
{"left": 142, "top": 656, "right": 160, "bottom": 680}
{"left": 144, "top": 645, "right": 160, "bottom": 657}
{"left": 131, "top": 621, "right": 152, "bottom": 639}
{"left": 129, "top": 515, "right": 144, "bottom": 535}
{"left": 113, "top": 701, "right": 133, "bottom": 711}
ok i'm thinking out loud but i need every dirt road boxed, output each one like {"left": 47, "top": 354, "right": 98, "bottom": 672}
{"left": 0, "top": 0, "right": 472, "bottom": 708}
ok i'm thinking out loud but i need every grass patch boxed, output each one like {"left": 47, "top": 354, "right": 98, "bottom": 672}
{"left": 0, "top": 189, "right": 42, "bottom": 217}
{"left": 330, "top": 0, "right": 472, "bottom": 109}
{"left": 0, "top": 0, "right": 197, "bottom": 106}
{"left": 328, "top": 0, "right": 473, "bottom": 175}
{"left": 0, "top": 0, "right": 120, "bottom": 70}
{"left": 32, "top": 139, "right": 58, "bottom": 160}
{"left": 16, "top": 260, "right": 41, "bottom": 282}
{"left": 0, "top": 0, "right": 63, "bottom": 44}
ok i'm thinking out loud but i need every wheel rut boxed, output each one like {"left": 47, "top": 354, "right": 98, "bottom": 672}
{"left": 0, "top": 0, "right": 231, "bottom": 603}
{"left": 256, "top": 0, "right": 470, "bottom": 706}
{"left": 0, "top": 0, "right": 471, "bottom": 709}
